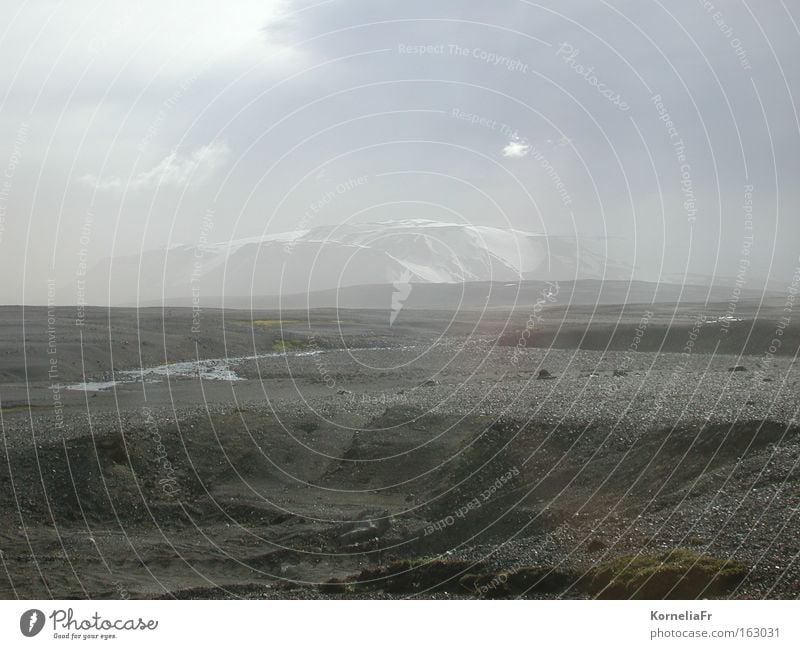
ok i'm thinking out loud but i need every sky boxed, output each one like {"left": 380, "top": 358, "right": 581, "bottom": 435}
{"left": 0, "top": 0, "right": 799, "bottom": 303}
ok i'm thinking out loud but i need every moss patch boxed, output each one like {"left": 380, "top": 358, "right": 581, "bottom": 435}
{"left": 329, "top": 551, "right": 746, "bottom": 598}
{"left": 582, "top": 549, "right": 747, "bottom": 599}
{"left": 271, "top": 339, "right": 307, "bottom": 352}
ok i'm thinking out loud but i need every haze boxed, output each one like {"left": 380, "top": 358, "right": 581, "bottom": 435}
{"left": 1, "top": 0, "right": 798, "bottom": 304}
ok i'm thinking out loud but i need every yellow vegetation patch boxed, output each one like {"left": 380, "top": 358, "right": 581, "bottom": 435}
{"left": 272, "top": 339, "right": 307, "bottom": 352}
{"left": 252, "top": 319, "right": 301, "bottom": 328}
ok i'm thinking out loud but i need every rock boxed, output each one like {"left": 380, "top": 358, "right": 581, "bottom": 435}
{"left": 422, "top": 379, "right": 439, "bottom": 387}
{"left": 337, "top": 509, "right": 391, "bottom": 546}
{"left": 279, "top": 563, "right": 300, "bottom": 579}
{"left": 537, "top": 369, "right": 554, "bottom": 380}
{"left": 728, "top": 365, "right": 747, "bottom": 372}
{"left": 297, "top": 421, "right": 319, "bottom": 433}
{"left": 613, "top": 369, "right": 627, "bottom": 378}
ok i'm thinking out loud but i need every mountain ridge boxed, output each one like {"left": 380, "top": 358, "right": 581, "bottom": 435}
{"left": 69, "top": 219, "right": 631, "bottom": 306}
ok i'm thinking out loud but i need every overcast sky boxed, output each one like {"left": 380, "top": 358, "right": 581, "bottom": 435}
{"left": 1, "top": 0, "right": 798, "bottom": 303}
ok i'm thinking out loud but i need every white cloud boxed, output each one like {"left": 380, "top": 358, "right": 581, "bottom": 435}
{"left": 81, "top": 141, "right": 230, "bottom": 192}
{"left": 502, "top": 139, "right": 531, "bottom": 158}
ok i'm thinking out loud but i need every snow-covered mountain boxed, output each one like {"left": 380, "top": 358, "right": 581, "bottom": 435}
{"left": 75, "top": 219, "right": 629, "bottom": 306}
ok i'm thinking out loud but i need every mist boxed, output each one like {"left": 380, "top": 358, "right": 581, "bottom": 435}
{"left": 0, "top": 0, "right": 798, "bottom": 305}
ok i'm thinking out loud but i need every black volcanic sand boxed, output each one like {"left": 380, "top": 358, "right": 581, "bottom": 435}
{"left": 0, "top": 300, "right": 799, "bottom": 599}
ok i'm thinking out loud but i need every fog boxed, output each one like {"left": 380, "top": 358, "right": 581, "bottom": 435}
{"left": 0, "top": 0, "right": 798, "bottom": 304}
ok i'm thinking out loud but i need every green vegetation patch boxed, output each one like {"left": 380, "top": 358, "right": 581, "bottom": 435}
{"left": 271, "top": 338, "right": 307, "bottom": 352}
{"left": 582, "top": 549, "right": 748, "bottom": 599}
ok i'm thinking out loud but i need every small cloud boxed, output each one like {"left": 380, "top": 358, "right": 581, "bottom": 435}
{"left": 502, "top": 139, "right": 530, "bottom": 158}
{"left": 81, "top": 140, "right": 230, "bottom": 191}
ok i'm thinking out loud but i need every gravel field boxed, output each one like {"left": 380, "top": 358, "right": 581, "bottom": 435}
{"left": 1, "top": 304, "right": 798, "bottom": 599}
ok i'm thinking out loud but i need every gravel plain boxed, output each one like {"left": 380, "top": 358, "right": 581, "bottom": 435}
{"left": 0, "top": 302, "right": 798, "bottom": 599}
